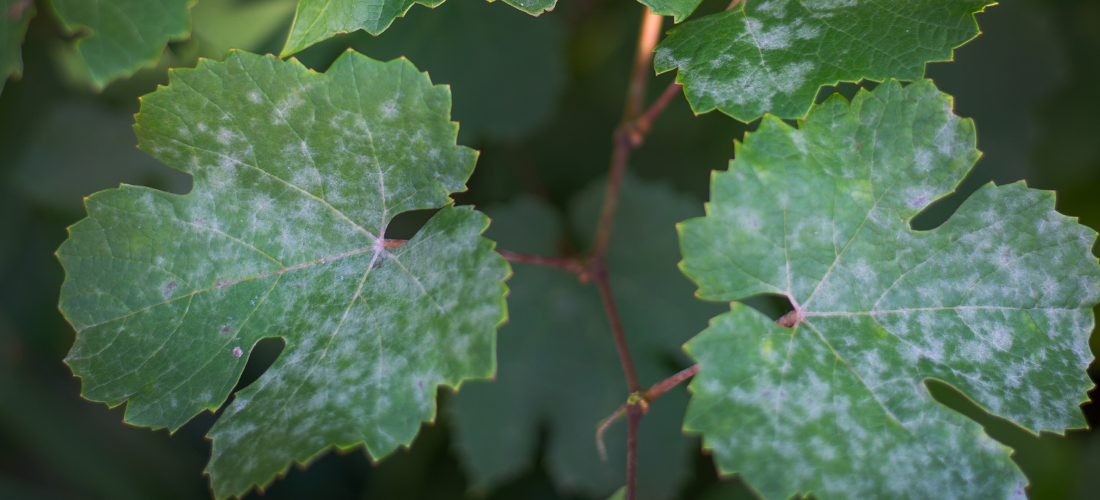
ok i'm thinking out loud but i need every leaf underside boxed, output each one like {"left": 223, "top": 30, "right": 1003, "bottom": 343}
{"left": 57, "top": 50, "right": 509, "bottom": 499}
{"left": 678, "top": 80, "right": 1100, "bottom": 500}
{"left": 48, "top": 0, "right": 194, "bottom": 90}
{"left": 451, "top": 176, "right": 724, "bottom": 499}
{"left": 0, "top": 0, "right": 34, "bottom": 95}
{"left": 655, "top": 0, "right": 994, "bottom": 122}
{"left": 281, "top": 0, "right": 556, "bottom": 58}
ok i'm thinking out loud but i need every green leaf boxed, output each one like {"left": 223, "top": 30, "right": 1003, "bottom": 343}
{"left": 281, "top": 0, "right": 556, "bottom": 57}
{"left": 57, "top": 50, "right": 509, "bottom": 499}
{"left": 606, "top": 486, "right": 626, "bottom": 500}
{"left": 654, "top": 0, "right": 993, "bottom": 122}
{"left": 451, "top": 176, "right": 724, "bottom": 499}
{"left": 678, "top": 80, "right": 1100, "bottom": 499}
{"left": 0, "top": 0, "right": 33, "bottom": 95}
{"left": 191, "top": 0, "right": 298, "bottom": 58}
{"left": 13, "top": 100, "right": 191, "bottom": 213}
{"left": 640, "top": 0, "right": 702, "bottom": 23}
{"left": 48, "top": 0, "right": 195, "bottom": 90}
{"left": 344, "top": 0, "right": 566, "bottom": 143}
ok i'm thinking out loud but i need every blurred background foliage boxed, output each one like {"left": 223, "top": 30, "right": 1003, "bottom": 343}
{"left": 0, "top": 0, "right": 1098, "bottom": 499}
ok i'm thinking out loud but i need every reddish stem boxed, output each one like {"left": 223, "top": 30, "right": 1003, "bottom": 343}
{"left": 593, "top": 263, "right": 642, "bottom": 393}
{"left": 595, "top": 364, "right": 699, "bottom": 458}
{"left": 626, "top": 404, "right": 642, "bottom": 500}
{"left": 591, "top": 9, "right": 664, "bottom": 260}
{"left": 623, "top": 10, "right": 666, "bottom": 123}
{"left": 497, "top": 250, "right": 586, "bottom": 275}
{"left": 627, "top": 83, "right": 683, "bottom": 146}
{"left": 643, "top": 364, "right": 699, "bottom": 402}
{"left": 383, "top": 239, "right": 584, "bottom": 274}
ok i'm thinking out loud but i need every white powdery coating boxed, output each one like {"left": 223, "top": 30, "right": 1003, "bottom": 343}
{"left": 681, "top": 82, "right": 1099, "bottom": 500}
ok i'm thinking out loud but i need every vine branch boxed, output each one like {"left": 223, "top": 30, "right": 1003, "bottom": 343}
{"left": 596, "top": 364, "right": 699, "bottom": 460}
{"left": 382, "top": 240, "right": 586, "bottom": 275}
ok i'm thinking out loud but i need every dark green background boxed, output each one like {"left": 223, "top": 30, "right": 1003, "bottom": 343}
{"left": 1, "top": 0, "right": 1097, "bottom": 499}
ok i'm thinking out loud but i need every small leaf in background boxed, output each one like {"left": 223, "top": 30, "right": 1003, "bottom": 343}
{"left": 191, "top": 0, "right": 298, "bottom": 59}
{"left": 0, "top": 0, "right": 34, "bottom": 95}
{"left": 654, "top": 0, "right": 993, "bottom": 122}
{"left": 639, "top": 0, "right": 702, "bottom": 23}
{"left": 678, "top": 79, "right": 1100, "bottom": 499}
{"left": 282, "top": 0, "right": 559, "bottom": 58}
{"left": 451, "top": 176, "right": 724, "bottom": 500}
{"left": 47, "top": 0, "right": 194, "bottom": 90}
{"left": 326, "top": 0, "right": 566, "bottom": 144}
{"left": 56, "top": 50, "right": 509, "bottom": 499}
{"left": 13, "top": 100, "right": 192, "bottom": 213}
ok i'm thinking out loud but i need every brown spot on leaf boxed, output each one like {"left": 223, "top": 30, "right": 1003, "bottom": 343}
{"left": 163, "top": 281, "right": 178, "bottom": 298}
{"left": 776, "top": 308, "right": 803, "bottom": 328}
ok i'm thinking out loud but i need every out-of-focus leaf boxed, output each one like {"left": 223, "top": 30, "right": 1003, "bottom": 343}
{"left": 654, "top": 0, "right": 993, "bottom": 122}
{"left": 339, "top": 0, "right": 566, "bottom": 143}
{"left": 678, "top": 80, "right": 1100, "bottom": 499}
{"left": 48, "top": 0, "right": 194, "bottom": 90}
{"left": 56, "top": 50, "right": 509, "bottom": 499}
{"left": 451, "top": 176, "right": 724, "bottom": 499}
{"left": 13, "top": 100, "right": 191, "bottom": 213}
{"left": 191, "top": 0, "right": 298, "bottom": 58}
{"left": 0, "top": 0, "right": 33, "bottom": 95}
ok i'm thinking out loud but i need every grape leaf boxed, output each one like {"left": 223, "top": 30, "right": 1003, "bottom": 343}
{"left": 191, "top": 0, "right": 298, "bottom": 59}
{"left": 48, "top": 0, "right": 194, "bottom": 90}
{"left": 451, "top": 176, "right": 724, "bottom": 499}
{"left": 281, "top": 0, "right": 556, "bottom": 58}
{"left": 57, "top": 50, "right": 509, "bottom": 499}
{"left": 640, "top": 0, "right": 702, "bottom": 23}
{"left": 0, "top": 0, "right": 33, "bottom": 95}
{"left": 654, "top": 0, "right": 993, "bottom": 122}
{"left": 677, "top": 79, "right": 1100, "bottom": 499}
{"left": 14, "top": 100, "right": 191, "bottom": 213}
{"left": 345, "top": 0, "right": 566, "bottom": 143}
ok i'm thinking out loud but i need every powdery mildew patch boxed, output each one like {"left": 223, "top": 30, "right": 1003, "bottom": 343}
{"left": 677, "top": 81, "right": 1100, "bottom": 500}
{"left": 654, "top": 0, "right": 993, "bottom": 121}
{"left": 57, "top": 51, "right": 508, "bottom": 500}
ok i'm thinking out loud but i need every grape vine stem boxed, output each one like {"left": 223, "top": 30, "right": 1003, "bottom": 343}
{"left": 394, "top": 8, "right": 680, "bottom": 500}
{"left": 591, "top": 8, "right": 668, "bottom": 500}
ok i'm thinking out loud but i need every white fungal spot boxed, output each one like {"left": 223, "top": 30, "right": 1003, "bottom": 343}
{"left": 232, "top": 346, "right": 243, "bottom": 358}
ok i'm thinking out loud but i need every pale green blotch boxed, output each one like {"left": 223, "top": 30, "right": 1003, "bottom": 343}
{"left": 48, "top": 0, "right": 195, "bottom": 90}
{"left": 655, "top": 0, "right": 995, "bottom": 121}
{"left": 678, "top": 80, "right": 1100, "bottom": 500}
{"left": 57, "top": 50, "right": 509, "bottom": 499}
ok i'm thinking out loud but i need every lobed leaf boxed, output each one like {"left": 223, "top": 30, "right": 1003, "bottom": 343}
{"left": 451, "top": 177, "right": 725, "bottom": 499}
{"left": 654, "top": 0, "right": 993, "bottom": 122}
{"left": 281, "top": 0, "right": 557, "bottom": 58}
{"left": 57, "top": 50, "right": 509, "bottom": 499}
{"left": 677, "top": 79, "right": 1100, "bottom": 499}
{"left": 48, "top": 0, "right": 195, "bottom": 90}
{"left": 346, "top": 0, "right": 567, "bottom": 143}
{"left": 0, "top": 0, "right": 33, "bottom": 95}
